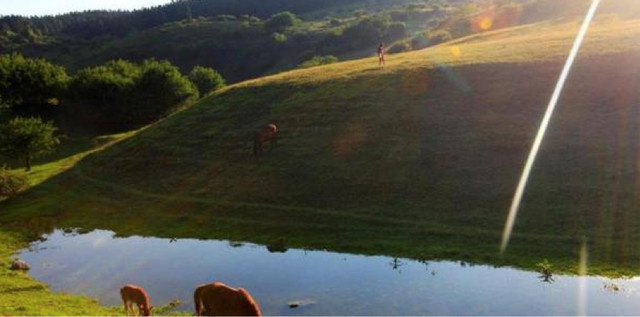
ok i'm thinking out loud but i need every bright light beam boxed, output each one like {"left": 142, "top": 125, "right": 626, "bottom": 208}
{"left": 577, "top": 240, "right": 588, "bottom": 316}
{"left": 500, "top": 0, "right": 602, "bottom": 253}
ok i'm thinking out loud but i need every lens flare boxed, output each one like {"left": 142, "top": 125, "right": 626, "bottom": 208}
{"left": 480, "top": 17, "right": 493, "bottom": 30}
{"left": 500, "top": 0, "right": 602, "bottom": 253}
{"left": 577, "top": 240, "right": 589, "bottom": 316}
{"left": 450, "top": 46, "right": 462, "bottom": 58}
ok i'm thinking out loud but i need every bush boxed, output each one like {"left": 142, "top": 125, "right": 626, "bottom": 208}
{"left": 388, "top": 41, "right": 411, "bottom": 54}
{"left": 272, "top": 32, "right": 287, "bottom": 43}
{"left": 389, "top": 10, "right": 409, "bottom": 22}
{"left": 213, "top": 15, "right": 237, "bottom": 22}
{"left": 298, "top": 55, "right": 339, "bottom": 69}
{"left": 341, "top": 15, "right": 392, "bottom": 49}
{"left": 383, "top": 22, "right": 409, "bottom": 42}
{"left": 188, "top": 66, "right": 226, "bottom": 96}
{"left": 264, "top": 11, "right": 300, "bottom": 32}
{"left": 411, "top": 32, "right": 429, "bottom": 50}
{"left": 428, "top": 29, "right": 452, "bottom": 46}
{"left": 0, "top": 165, "right": 28, "bottom": 198}
{"left": 353, "top": 9, "right": 367, "bottom": 18}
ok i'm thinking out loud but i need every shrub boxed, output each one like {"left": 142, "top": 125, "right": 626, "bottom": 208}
{"left": 341, "top": 15, "right": 391, "bottom": 49}
{"left": 264, "top": 11, "right": 301, "bottom": 32}
{"left": 383, "top": 22, "right": 409, "bottom": 42}
{"left": 188, "top": 66, "right": 225, "bottom": 96}
{"left": 298, "top": 55, "right": 339, "bottom": 69}
{"left": 408, "top": 3, "right": 428, "bottom": 10}
{"left": 411, "top": 32, "right": 429, "bottom": 50}
{"left": 0, "top": 165, "right": 28, "bottom": 198}
{"left": 388, "top": 41, "right": 411, "bottom": 54}
{"left": 353, "top": 9, "right": 367, "bottom": 18}
{"left": 428, "top": 29, "right": 452, "bottom": 46}
{"left": 389, "top": 10, "right": 409, "bottom": 22}
{"left": 272, "top": 32, "right": 287, "bottom": 43}
{"left": 213, "top": 15, "right": 237, "bottom": 22}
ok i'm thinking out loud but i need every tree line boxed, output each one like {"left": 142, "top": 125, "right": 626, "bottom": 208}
{"left": 0, "top": 53, "right": 225, "bottom": 131}
{"left": 0, "top": 0, "right": 367, "bottom": 43}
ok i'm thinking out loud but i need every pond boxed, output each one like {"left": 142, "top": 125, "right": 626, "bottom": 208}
{"left": 16, "top": 229, "right": 640, "bottom": 315}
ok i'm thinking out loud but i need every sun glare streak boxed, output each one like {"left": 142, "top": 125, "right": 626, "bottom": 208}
{"left": 500, "top": 0, "right": 602, "bottom": 253}
{"left": 577, "top": 241, "right": 589, "bottom": 316}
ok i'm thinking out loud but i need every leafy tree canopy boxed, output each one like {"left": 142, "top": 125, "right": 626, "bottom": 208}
{"left": 0, "top": 53, "right": 68, "bottom": 107}
{"left": 264, "top": 11, "right": 301, "bottom": 32}
{"left": 188, "top": 66, "right": 226, "bottom": 96}
{"left": 0, "top": 117, "right": 61, "bottom": 171}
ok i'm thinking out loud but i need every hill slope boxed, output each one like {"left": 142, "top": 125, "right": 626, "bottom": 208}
{"left": 4, "top": 16, "right": 640, "bottom": 276}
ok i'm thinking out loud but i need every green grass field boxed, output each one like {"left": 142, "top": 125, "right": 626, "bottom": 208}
{"left": 3, "top": 15, "right": 640, "bottom": 315}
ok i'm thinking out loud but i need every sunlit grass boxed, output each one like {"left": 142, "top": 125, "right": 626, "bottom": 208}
{"left": 236, "top": 16, "right": 640, "bottom": 88}
{"left": 14, "top": 132, "right": 136, "bottom": 187}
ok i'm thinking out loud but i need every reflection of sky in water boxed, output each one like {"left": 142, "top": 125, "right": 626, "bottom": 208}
{"left": 17, "top": 229, "right": 640, "bottom": 315}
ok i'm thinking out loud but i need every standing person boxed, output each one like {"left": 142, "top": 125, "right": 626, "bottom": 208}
{"left": 378, "top": 42, "right": 386, "bottom": 66}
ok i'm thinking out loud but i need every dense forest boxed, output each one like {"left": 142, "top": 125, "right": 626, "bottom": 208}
{"left": 1, "top": 0, "right": 372, "bottom": 41}
{"left": 0, "top": 0, "right": 495, "bottom": 82}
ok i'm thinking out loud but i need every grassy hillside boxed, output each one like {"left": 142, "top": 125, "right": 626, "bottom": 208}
{"left": 2, "top": 17, "right": 640, "bottom": 315}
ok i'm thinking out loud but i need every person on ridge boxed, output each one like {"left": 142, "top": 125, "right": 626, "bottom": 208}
{"left": 378, "top": 42, "right": 386, "bottom": 66}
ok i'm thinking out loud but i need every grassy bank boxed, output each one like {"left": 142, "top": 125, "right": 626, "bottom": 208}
{"left": 2, "top": 16, "right": 640, "bottom": 314}
{"left": 0, "top": 134, "right": 132, "bottom": 315}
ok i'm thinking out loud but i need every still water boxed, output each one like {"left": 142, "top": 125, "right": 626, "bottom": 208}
{"left": 16, "top": 229, "right": 640, "bottom": 315}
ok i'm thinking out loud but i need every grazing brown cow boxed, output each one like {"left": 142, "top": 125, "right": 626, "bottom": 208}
{"left": 254, "top": 123, "right": 278, "bottom": 156}
{"left": 120, "top": 284, "right": 152, "bottom": 316}
{"left": 194, "top": 282, "right": 261, "bottom": 316}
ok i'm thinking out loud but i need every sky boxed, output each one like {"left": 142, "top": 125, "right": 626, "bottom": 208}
{"left": 0, "top": 0, "right": 173, "bottom": 17}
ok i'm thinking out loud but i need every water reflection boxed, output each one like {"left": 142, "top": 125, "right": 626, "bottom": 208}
{"left": 539, "top": 273, "right": 555, "bottom": 284}
{"left": 389, "top": 258, "right": 406, "bottom": 272}
{"left": 16, "top": 229, "right": 640, "bottom": 315}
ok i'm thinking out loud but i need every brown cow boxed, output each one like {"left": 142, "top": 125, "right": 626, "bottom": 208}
{"left": 120, "top": 284, "right": 152, "bottom": 316}
{"left": 254, "top": 124, "right": 278, "bottom": 156}
{"left": 194, "top": 282, "right": 261, "bottom": 316}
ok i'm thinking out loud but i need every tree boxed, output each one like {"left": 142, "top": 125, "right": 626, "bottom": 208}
{"left": 188, "top": 66, "right": 226, "bottom": 96}
{"left": 0, "top": 117, "right": 61, "bottom": 171}
{"left": 186, "top": 5, "right": 193, "bottom": 22}
{"left": 67, "top": 59, "right": 197, "bottom": 130}
{"left": 341, "top": 15, "right": 392, "bottom": 50}
{"left": 66, "top": 60, "right": 140, "bottom": 127}
{"left": 131, "top": 59, "right": 199, "bottom": 124}
{"left": 264, "top": 11, "right": 301, "bottom": 32}
{"left": 0, "top": 53, "right": 68, "bottom": 108}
